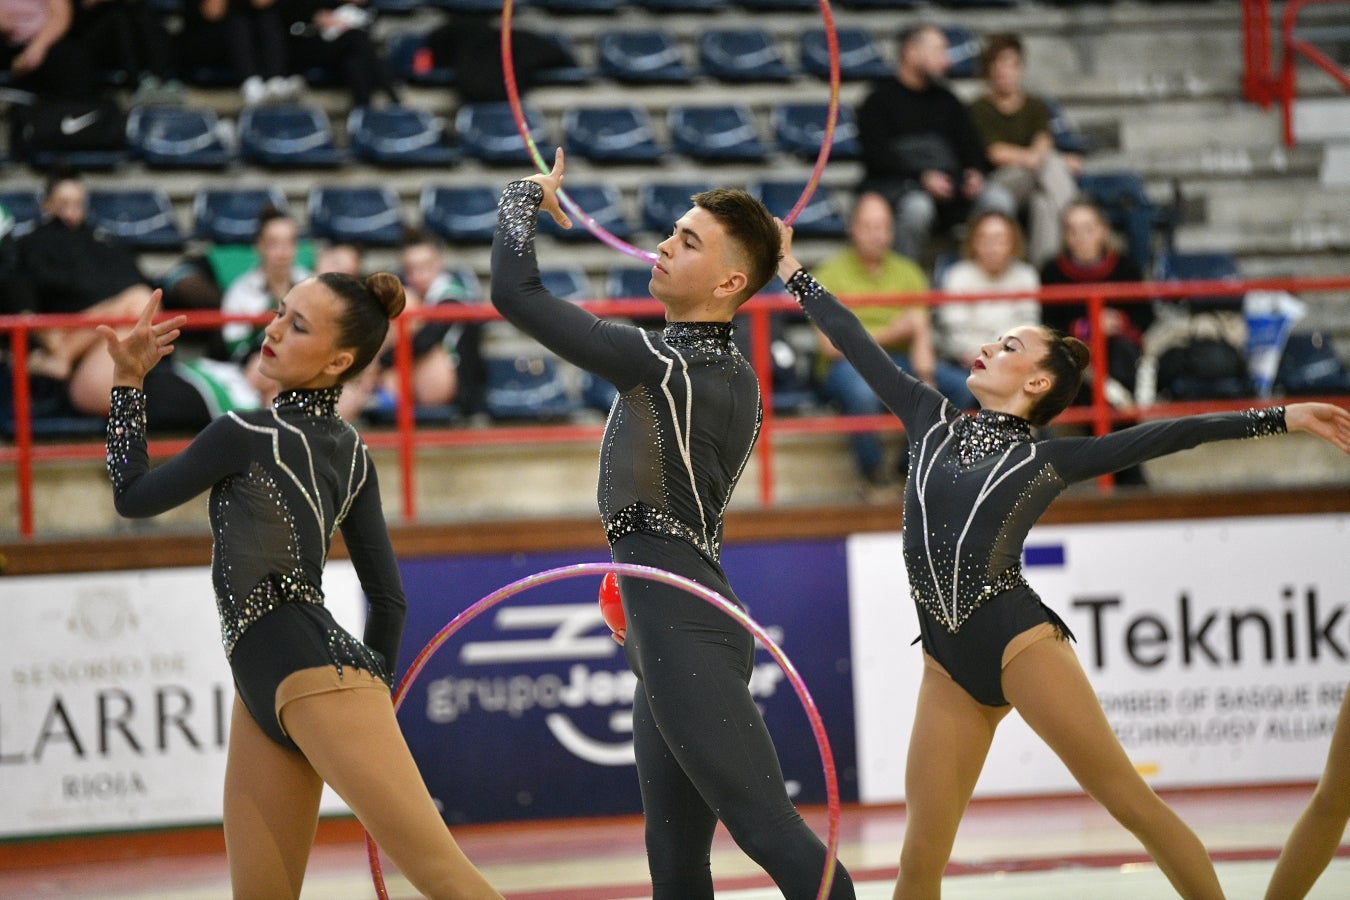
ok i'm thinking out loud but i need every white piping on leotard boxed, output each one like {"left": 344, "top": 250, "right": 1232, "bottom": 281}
{"left": 949, "top": 444, "right": 1036, "bottom": 625}
{"left": 639, "top": 329, "right": 708, "bottom": 540}
{"left": 914, "top": 416, "right": 957, "bottom": 627}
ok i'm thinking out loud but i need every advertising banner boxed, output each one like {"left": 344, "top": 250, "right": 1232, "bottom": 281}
{"left": 850, "top": 514, "right": 1350, "bottom": 803}
{"left": 394, "top": 539, "right": 858, "bottom": 824}
{"left": 0, "top": 565, "right": 365, "bottom": 838}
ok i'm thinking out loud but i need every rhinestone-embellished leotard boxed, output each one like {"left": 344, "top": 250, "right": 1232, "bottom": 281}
{"left": 787, "top": 268, "right": 1287, "bottom": 704}
{"left": 107, "top": 386, "right": 406, "bottom": 745}
{"left": 492, "top": 180, "right": 762, "bottom": 565}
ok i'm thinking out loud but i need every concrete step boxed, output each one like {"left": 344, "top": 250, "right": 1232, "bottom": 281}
{"left": 1323, "top": 141, "right": 1350, "bottom": 187}
{"left": 1294, "top": 97, "right": 1350, "bottom": 143}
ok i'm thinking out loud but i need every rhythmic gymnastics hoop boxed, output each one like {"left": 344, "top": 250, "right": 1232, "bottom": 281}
{"left": 367, "top": 561, "right": 841, "bottom": 900}
{"left": 500, "top": 0, "right": 842, "bottom": 263}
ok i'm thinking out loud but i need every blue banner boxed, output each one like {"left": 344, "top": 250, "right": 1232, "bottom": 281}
{"left": 395, "top": 539, "right": 857, "bottom": 825}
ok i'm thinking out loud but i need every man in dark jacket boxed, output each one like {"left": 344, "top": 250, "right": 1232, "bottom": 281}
{"left": 857, "top": 24, "right": 1014, "bottom": 262}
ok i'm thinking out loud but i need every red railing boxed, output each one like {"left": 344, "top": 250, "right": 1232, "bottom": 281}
{"left": 1242, "top": 0, "right": 1350, "bottom": 145}
{"left": 4, "top": 275, "right": 1350, "bottom": 539}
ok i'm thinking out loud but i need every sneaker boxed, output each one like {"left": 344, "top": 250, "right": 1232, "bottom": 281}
{"left": 241, "top": 76, "right": 267, "bottom": 107}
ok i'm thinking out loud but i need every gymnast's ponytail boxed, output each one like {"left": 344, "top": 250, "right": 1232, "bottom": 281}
{"left": 1028, "top": 329, "right": 1090, "bottom": 427}
{"left": 320, "top": 271, "right": 407, "bottom": 382}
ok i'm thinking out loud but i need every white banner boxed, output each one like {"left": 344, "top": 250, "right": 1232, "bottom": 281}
{"left": 851, "top": 514, "right": 1350, "bottom": 802}
{"left": 0, "top": 565, "right": 365, "bottom": 838}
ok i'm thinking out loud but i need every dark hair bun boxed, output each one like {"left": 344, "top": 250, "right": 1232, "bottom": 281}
{"left": 1063, "top": 336, "right": 1090, "bottom": 373}
{"left": 365, "top": 272, "right": 406, "bottom": 320}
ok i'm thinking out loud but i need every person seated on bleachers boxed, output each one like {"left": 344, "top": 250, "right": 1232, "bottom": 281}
{"left": 279, "top": 0, "right": 399, "bottom": 110}
{"left": 1039, "top": 198, "right": 1150, "bottom": 405}
{"left": 68, "top": 0, "right": 183, "bottom": 105}
{"left": 382, "top": 230, "right": 469, "bottom": 410}
{"left": 936, "top": 209, "right": 1041, "bottom": 371}
{"left": 967, "top": 33, "right": 1078, "bottom": 266}
{"left": 13, "top": 165, "right": 157, "bottom": 416}
{"left": 857, "top": 23, "right": 1015, "bottom": 265}
{"left": 814, "top": 192, "right": 974, "bottom": 487}
{"left": 0, "top": 0, "right": 95, "bottom": 97}
{"left": 423, "top": 12, "right": 576, "bottom": 104}
{"left": 220, "top": 205, "right": 312, "bottom": 405}
{"left": 176, "top": 0, "right": 296, "bottom": 106}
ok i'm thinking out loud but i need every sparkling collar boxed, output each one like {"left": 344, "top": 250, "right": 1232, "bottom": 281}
{"left": 662, "top": 320, "right": 735, "bottom": 353}
{"left": 273, "top": 386, "right": 343, "bottom": 419}
{"left": 956, "top": 408, "right": 1033, "bottom": 465}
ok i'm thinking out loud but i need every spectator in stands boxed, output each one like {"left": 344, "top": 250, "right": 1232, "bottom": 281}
{"left": 1040, "top": 198, "right": 1150, "bottom": 404}
{"left": 0, "top": 0, "right": 97, "bottom": 96}
{"left": 315, "top": 241, "right": 363, "bottom": 279}
{"left": 936, "top": 210, "right": 1040, "bottom": 370}
{"left": 424, "top": 13, "right": 576, "bottom": 104}
{"left": 968, "top": 33, "right": 1079, "bottom": 266}
{"left": 382, "top": 231, "right": 465, "bottom": 409}
{"left": 14, "top": 165, "right": 157, "bottom": 416}
{"left": 221, "top": 206, "right": 311, "bottom": 406}
{"left": 69, "top": 0, "right": 182, "bottom": 105}
{"left": 814, "top": 192, "right": 974, "bottom": 488}
{"left": 279, "top": 0, "right": 399, "bottom": 110}
{"left": 176, "top": 0, "right": 296, "bottom": 106}
{"left": 857, "top": 24, "right": 1015, "bottom": 264}
{"left": 0, "top": 198, "right": 37, "bottom": 319}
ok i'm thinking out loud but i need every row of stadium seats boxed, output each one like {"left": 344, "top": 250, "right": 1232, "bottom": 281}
{"left": 135, "top": 0, "right": 1068, "bottom": 16}
{"left": 0, "top": 176, "right": 849, "bottom": 249}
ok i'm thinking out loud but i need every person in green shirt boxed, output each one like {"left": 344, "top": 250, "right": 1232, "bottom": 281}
{"left": 814, "top": 192, "right": 974, "bottom": 486}
{"left": 967, "top": 33, "right": 1079, "bottom": 266}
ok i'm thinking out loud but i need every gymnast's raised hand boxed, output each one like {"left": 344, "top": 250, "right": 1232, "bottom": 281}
{"left": 1286, "top": 402, "right": 1350, "bottom": 453}
{"left": 524, "top": 147, "right": 572, "bottom": 231}
{"left": 96, "top": 290, "right": 187, "bottom": 389}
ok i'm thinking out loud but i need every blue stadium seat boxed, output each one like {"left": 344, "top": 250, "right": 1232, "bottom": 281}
{"left": 534, "top": 34, "right": 593, "bottom": 86}
{"left": 943, "top": 25, "right": 982, "bottom": 78}
{"left": 239, "top": 105, "right": 345, "bottom": 168}
{"left": 484, "top": 353, "right": 581, "bottom": 420}
{"left": 801, "top": 28, "right": 892, "bottom": 81}
{"left": 369, "top": 0, "right": 423, "bottom": 12}
{"left": 630, "top": 0, "right": 726, "bottom": 9}
{"left": 127, "top": 105, "right": 233, "bottom": 169}
{"left": 308, "top": 186, "right": 406, "bottom": 246}
{"left": 87, "top": 188, "right": 184, "bottom": 249}
{"left": 0, "top": 189, "right": 43, "bottom": 239}
{"left": 428, "top": 0, "right": 522, "bottom": 11}
{"left": 669, "top": 105, "right": 769, "bottom": 162}
{"left": 773, "top": 102, "right": 861, "bottom": 161}
{"left": 385, "top": 31, "right": 455, "bottom": 86}
{"left": 540, "top": 266, "right": 592, "bottom": 301}
{"left": 1044, "top": 95, "right": 1092, "bottom": 155}
{"left": 539, "top": 184, "right": 633, "bottom": 242}
{"left": 420, "top": 185, "right": 500, "bottom": 243}
{"left": 348, "top": 106, "right": 459, "bottom": 167}
{"left": 1076, "top": 170, "right": 1158, "bottom": 269}
{"left": 937, "top": 0, "right": 1016, "bottom": 6}
{"left": 534, "top": 0, "right": 621, "bottom": 12}
{"left": 194, "top": 188, "right": 288, "bottom": 243}
{"left": 606, "top": 267, "right": 655, "bottom": 302}
{"left": 834, "top": 0, "right": 916, "bottom": 8}
{"left": 597, "top": 30, "right": 694, "bottom": 84}
{"left": 1154, "top": 250, "right": 1243, "bottom": 312}
{"left": 752, "top": 181, "right": 846, "bottom": 237}
{"left": 736, "top": 0, "right": 816, "bottom": 9}
{"left": 699, "top": 28, "right": 793, "bottom": 82}
{"left": 455, "top": 102, "right": 550, "bottom": 165}
{"left": 638, "top": 181, "right": 715, "bottom": 233}
{"left": 563, "top": 106, "right": 664, "bottom": 164}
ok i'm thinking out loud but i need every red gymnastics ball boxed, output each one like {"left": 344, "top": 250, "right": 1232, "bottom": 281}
{"left": 599, "top": 572, "right": 626, "bottom": 642}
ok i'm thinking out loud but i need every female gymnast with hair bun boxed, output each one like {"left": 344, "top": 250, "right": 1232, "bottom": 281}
{"left": 101, "top": 276, "right": 501, "bottom": 900}
{"left": 776, "top": 220, "right": 1350, "bottom": 900}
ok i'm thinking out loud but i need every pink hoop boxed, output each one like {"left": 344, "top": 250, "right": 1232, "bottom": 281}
{"left": 499, "top": 3, "right": 841, "bottom": 263}
{"left": 367, "top": 562, "right": 841, "bottom": 900}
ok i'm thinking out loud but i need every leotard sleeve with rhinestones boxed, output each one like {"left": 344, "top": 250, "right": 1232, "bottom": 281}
{"left": 107, "top": 386, "right": 249, "bottom": 516}
{"left": 1041, "top": 407, "right": 1287, "bottom": 482}
{"left": 785, "top": 268, "right": 955, "bottom": 434}
{"left": 491, "top": 180, "right": 664, "bottom": 391}
{"left": 337, "top": 463, "right": 406, "bottom": 673}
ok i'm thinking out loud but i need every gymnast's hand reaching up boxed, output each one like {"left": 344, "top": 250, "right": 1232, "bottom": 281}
{"left": 1286, "top": 402, "right": 1350, "bottom": 453}
{"left": 96, "top": 290, "right": 186, "bottom": 390}
{"left": 525, "top": 147, "right": 572, "bottom": 231}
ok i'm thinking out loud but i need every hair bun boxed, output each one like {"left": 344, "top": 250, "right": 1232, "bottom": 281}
{"left": 1063, "top": 336, "right": 1091, "bottom": 373}
{"left": 365, "top": 272, "right": 406, "bottom": 320}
